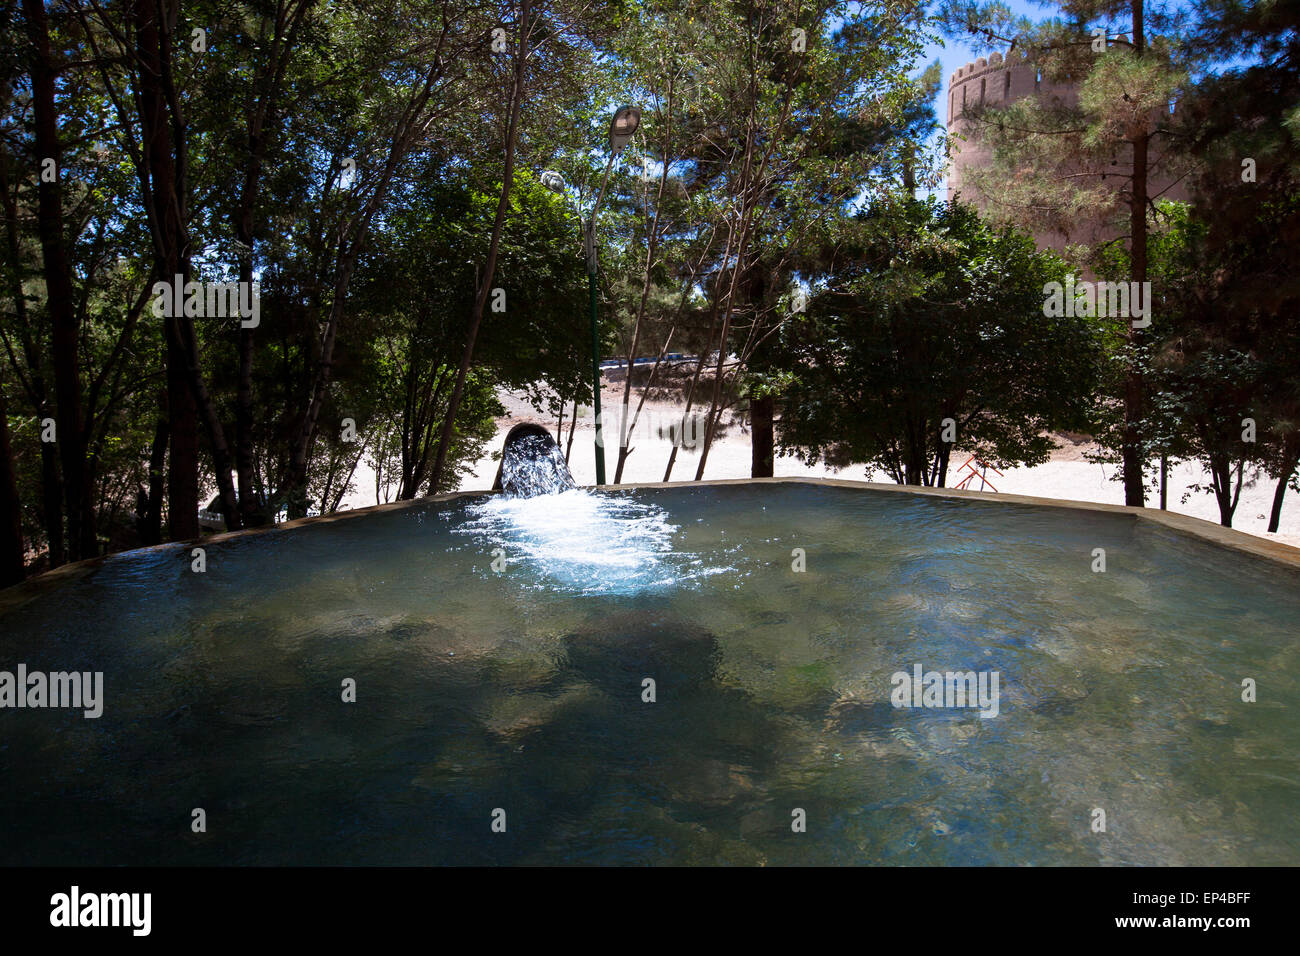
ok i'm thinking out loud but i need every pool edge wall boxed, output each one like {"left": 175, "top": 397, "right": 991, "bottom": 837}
{"left": 3, "top": 477, "right": 1297, "bottom": 615}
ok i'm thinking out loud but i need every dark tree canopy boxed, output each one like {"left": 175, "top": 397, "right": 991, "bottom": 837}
{"left": 778, "top": 199, "right": 1100, "bottom": 486}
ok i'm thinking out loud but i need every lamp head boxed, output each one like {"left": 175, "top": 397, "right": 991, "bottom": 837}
{"left": 608, "top": 106, "right": 641, "bottom": 153}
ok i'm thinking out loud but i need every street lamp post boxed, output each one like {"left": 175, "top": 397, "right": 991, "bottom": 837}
{"left": 543, "top": 105, "right": 639, "bottom": 487}
{"left": 584, "top": 223, "right": 604, "bottom": 484}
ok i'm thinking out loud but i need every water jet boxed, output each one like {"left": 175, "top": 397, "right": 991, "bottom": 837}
{"left": 492, "top": 423, "right": 577, "bottom": 498}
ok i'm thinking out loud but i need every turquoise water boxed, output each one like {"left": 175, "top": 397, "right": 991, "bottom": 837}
{"left": 0, "top": 482, "right": 1296, "bottom": 865}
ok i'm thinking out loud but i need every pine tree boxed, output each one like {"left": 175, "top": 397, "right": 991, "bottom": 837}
{"left": 940, "top": 0, "right": 1196, "bottom": 506}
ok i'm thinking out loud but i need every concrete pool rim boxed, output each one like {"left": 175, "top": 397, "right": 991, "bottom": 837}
{"left": 3, "top": 477, "right": 1298, "bottom": 614}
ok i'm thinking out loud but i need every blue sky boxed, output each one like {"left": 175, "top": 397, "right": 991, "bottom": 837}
{"left": 919, "top": 0, "right": 1041, "bottom": 192}
{"left": 922, "top": 0, "right": 1043, "bottom": 90}
{"left": 916, "top": 0, "right": 1209, "bottom": 191}
{"left": 919, "top": 0, "right": 1208, "bottom": 126}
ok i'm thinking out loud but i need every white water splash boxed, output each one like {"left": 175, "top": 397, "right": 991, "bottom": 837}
{"left": 455, "top": 489, "right": 722, "bottom": 594}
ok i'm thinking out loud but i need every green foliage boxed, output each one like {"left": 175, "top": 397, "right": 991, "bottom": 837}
{"left": 777, "top": 198, "right": 1100, "bottom": 484}
{"left": 2, "top": 0, "right": 1298, "bottom": 577}
{"left": 1093, "top": 197, "right": 1300, "bottom": 523}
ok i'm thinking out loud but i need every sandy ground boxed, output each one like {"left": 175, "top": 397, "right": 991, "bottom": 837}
{"left": 339, "top": 384, "right": 1300, "bottom": 551}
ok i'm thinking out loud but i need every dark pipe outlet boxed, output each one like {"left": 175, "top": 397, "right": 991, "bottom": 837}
{"left": 493, "top": 423, "right": 578, "bottom": 498}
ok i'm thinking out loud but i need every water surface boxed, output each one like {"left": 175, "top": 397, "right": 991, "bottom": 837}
{"left": 1, "top": 483, "right": 1296, "bottom": 865}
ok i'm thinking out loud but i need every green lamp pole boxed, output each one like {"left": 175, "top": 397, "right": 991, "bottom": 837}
{"left": 583, "top": 220, "right": 604, "bottom": 486}
{"left": 544, "top": 105, "right": 640, "bottom": 487}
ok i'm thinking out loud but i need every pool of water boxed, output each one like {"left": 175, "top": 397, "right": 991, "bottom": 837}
{"left": 1, "top": 482, "right": 1297, "bottom": 865}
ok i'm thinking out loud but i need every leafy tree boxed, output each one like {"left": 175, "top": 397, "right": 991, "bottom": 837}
{"left": 1180, "top": 0, "right": 1300, "bottom": 530}
{"left": 353, "top": 167, "right": 591, "bottom": 499}
{"left": 777, "top": 198, "right": 1101, "bottom": 485}
{"left": 594, "top": 0, "right": 937, "bottom": 481}
{"left": 1094, "top": 200, "right": 1271, "bottom": 528}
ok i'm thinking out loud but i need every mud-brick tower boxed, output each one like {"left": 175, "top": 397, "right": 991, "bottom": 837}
{"left": 946, "top": 48, "right": 1187, "bottom": 256}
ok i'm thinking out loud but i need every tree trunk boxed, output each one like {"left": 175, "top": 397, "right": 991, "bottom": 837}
{"left": 164, "top": 338, "right": 200, "bottom": 539}
{"left": 1123, "top": 0, "right": 1148, "bottom": 508}
{"left": 139, "top": 407, "right": 169, "bottom": 546}
{"left": 133, "top": 0, "right": 200, "bottom": 540}
{"left": 1159, "top": 451, "right": 1167, "bottom": 509}
{"left": 694, "top": 211, "right": 754, "bottom": 480}
{"left": 136, "top": 0, "right": 244, "bottom": 534}
{"left": 24, "top": 0, "right": 95, "bottom": 559}
{"left": 408, "top": 372, "right": 450, "bottom": 498}
{"left": 565, "top": 398, "right": 577, "bottom": 463}
{"left": 614, "top": 82, "right": 672, "bottom": 484}
{"left": 233, "top": 1, "right": 310, "bottom": 529}
{"left": 664, "top": 325, "right": 717, "bottom": 481}
{"left": 38, "top": 431, "right": 63, "bottom": 566}
{"left": 233, "top": 299, "right": 260, "bottom": 525}
{"left": 750, "top": 393, "right": 774, "bottom": 478}
{"left": 615, "top": 329, "right": 676, "bottom": 482}
{"left": 0, "top": 382, "right": 25, "bottom": 586}
{"left": 286, "top": 55, "right": 451, "bottom": 506}
{"left": 905, "top": 446, "right": 926, "bottom": 485}
{"left": 1267, "top": 448, "right": 1298, "bottom": 533}
{"left": 1209, "top": 454, "right": 1236, "bottom": 527}
{"left": 0, "top": 146, "right": 64, "bottom": 565}
{"left": 428, "top": 0, "right": 531, "bottom": 491}
{"left": 665, "top": 228, "right": 731, "bottom": 482}
{"left": 936, "top": 444, "right": 952, "bottom": 487}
